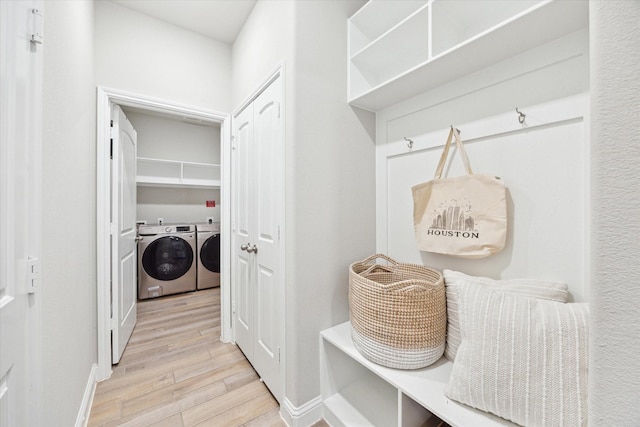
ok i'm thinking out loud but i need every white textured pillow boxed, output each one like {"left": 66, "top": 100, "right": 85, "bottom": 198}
{"left": 445, "top": 282, "right": 589, "bottom": 427}
{"left": 443, "top": 270, "right": 569, "bottom": 361}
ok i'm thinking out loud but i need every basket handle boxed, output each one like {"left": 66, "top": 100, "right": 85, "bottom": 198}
{"left": 360, "top": 253, "right": 398, "bottom": 266}
{"left": 360, "top": 264, "right": 394, "bottom": 275}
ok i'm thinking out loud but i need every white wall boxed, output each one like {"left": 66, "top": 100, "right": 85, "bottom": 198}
{"left": 42, "top": 1, "right": 97, "bottom": 425}
{"left": 137, "top": 187, "right": 221, "bottom": 225}
{"left": 126, "top": 110, "right": 220, "bottom": 164}
{"left": 232, "top": 0, "right": 375, "bottom": 418}
{"left": 230, "top": 0, "right": 294, "bottom": 109}
{"left": 94, "top": 0, "right": 231, "bottom": 113}
{"left": 290, "top": 0, "right": 375, "bottom": 409}
{"left": 589, "top": 1, "right": 640, "bottom": 423}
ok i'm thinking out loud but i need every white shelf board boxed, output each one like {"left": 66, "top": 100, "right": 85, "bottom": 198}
{"left": 350, "top": 5, "right": 429, "bottom": 87}
{"left": 136, "top": 176, "right": 220, "bottom": 189}
{"left": 430, "top": 0, "right": 539, "bottom": 56}
{"left": 348, "top": 0, "right": 588, "bottom": 111}
{"left": 323, "top": 393, "right": 381, "bottom": 427}
{"left": 136, "top": 156, "right": 220, "bottom": 189}
{"left": 349, "top": 0, "right": 427, "bottom": 49}
{"left": 321, "top": 322, "right": 516, "bottom": 427}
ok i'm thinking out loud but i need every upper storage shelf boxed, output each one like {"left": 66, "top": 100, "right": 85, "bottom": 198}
{"left": 347, "top": 0, "right": 589, "bottom": 111}
{"left": 136, "top": 157, "right": 220, "bottom": 189}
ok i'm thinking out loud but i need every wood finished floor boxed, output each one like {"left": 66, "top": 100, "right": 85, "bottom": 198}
{"left": 88, "top": 288, "right": 312, "bottom": 427}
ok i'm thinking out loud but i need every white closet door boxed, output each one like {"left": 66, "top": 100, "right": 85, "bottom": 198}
{"left": 251, "top": 77, "right": 282, "bottom": 401}
{"left": 233, "top": 104, "right": 254, "bottom": 358}
{"left": 111, "top": 105, "right": 138, "bottom": 364}
{"left": 232, "top": 75, "right": 283, "bottom": 402}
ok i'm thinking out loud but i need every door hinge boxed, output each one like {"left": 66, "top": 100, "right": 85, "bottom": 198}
{"left": 278, "top": 346, "right": 281, "bottom": 363}
{"left": 231, "top": 134, "right": 236, "bottom": 150}
{"left": 26, "top": 257, "right": 40, "bottom": 294}
{"left": 278, "top": 225, "right": 281, "bottom": 241}
{"left": 110, "top": 317, "right": 116, "bottom": 330}
{"left": 110, "top": 223, "right": 115, "bottom": 235}
{"left": 232, "top": 301, "right": 236, "bottom": 314}
{"left": 110, "top": 119, "right": 115, "bottom": 159}
{"left": 276, "top": 102, "right": 281, "bottom": 119}
{"left": 30, "top": 9, "right": 44, "bottom": 45}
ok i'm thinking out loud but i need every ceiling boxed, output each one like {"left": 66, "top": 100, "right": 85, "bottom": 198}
{"left": 110, "top": 0, "right": 258, "bottom": 45}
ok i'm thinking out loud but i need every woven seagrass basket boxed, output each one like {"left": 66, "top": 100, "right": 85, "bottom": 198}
{"left": 349, "top": 254, "right": 446, "bottom": 369}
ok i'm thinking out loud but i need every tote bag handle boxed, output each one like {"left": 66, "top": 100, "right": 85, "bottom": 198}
{"left": 434, "top": 126, "right": 474, "bottom": 179}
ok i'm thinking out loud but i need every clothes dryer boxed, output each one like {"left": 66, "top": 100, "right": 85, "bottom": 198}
{"left": 195, "top": 222, "right": 221, "bottom": 289}
{"left": 137, "top": 224, "right": 197, "bottom": 299}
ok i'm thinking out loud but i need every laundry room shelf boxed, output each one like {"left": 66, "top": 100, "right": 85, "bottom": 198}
{"left": 136, "top": 157, "right": 220, "bottom": 189}
{"left": 347, "top": 0, "right": 588, "bottom": 111}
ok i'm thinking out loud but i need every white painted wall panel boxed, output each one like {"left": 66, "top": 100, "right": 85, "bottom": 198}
{"left": 125, "top": 110, "right": 220, "bottom": 164}
{"left": 231, "top": 0, "right": 294, "bottom": 109}
{"left": 290, "top": 0, "right": 374, "bottom": 410}
{"left": 42, "top": 1, "right": 97, "bottom": 425}
{"left": 94, "top": 0, "right": 231, "bottom": 113}
{"left": 385, "top": 113, "right": 588, "bottom": 302}
{"left": 231, "top": 0, "right": 374, "bottom": 415}
{"left": 136, "top": 187, "right": 220, "bottom": 225}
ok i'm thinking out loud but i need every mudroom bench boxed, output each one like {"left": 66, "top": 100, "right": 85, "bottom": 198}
{"left": 320, "top": 322, "right": 515, "bottom": 427}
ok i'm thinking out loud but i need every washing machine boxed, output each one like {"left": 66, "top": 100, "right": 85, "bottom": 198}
{"left": 195, "top": 222, "right": 221, "bottom": 289}
{"left": 137, "top": 224, "right": 197, "bottom": 299}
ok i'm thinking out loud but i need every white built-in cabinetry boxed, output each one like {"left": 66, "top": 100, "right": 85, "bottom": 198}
{"left": 348, "top": 0, "right": 588, "bottom": 111}
{"left": 321, "top": 322, "right": 515, "bottom": 427}
{"left": 136, "top": 157, "right": 220, "bottom": 188}
{"left": 324, "top": 1, "right": 591, "bottom": 426}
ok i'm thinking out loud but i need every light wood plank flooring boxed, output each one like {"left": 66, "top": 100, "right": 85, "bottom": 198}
{"left": 88, "top": 288, "right": 291, "bottom": 427}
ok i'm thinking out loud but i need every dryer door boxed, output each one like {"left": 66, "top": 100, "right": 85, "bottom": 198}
{"left": 142, "top": 236, "right": 194, "bottom": 281}
{"left": 200, "top": 234, "right": 221, "bottom": 273}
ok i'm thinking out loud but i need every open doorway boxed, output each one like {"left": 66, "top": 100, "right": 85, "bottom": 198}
{"left": 95, "top": 87, "right": 232, "bottom": 381}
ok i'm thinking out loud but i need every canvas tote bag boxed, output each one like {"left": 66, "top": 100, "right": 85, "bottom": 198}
{"left": 412, "top": 127, "right": 507, "bottom": 259}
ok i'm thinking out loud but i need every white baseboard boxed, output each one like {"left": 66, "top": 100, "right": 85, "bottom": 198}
{"left": 281, "top": 395, "right": 324, "bottom": 427}
{"left": 75, "top": 363, "right": 98, "bottom": 427}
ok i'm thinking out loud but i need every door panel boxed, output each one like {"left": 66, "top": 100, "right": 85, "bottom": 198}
{"left": 257, "top": 265, "right": 275, "bottom": 357}
{"left": 235, "top": 120, "right": 252, "bottom": 240}
{"left": 256, "top": 100, "right": 276, "bottom": 241}
{"left": 235, "top": 255, "right": 252, "bottom": 334}
{"left": 233, "top": 105, "right": 254, "bottom": 357}
{"left": 251, "top": 77, "right": 282, "bottom": 401}
{"left": 111, "top": 105, "right": 138, "bottom": 364}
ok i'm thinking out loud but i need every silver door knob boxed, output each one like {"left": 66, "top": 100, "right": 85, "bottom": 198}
{"left": 135, "top": 236, "right": 143, "bottom": 242}
{"left": 241, "top": 244, "right": 249, "bottom": 251}
{"left": 246, "top": 244, "right": 258, "bottom": 254}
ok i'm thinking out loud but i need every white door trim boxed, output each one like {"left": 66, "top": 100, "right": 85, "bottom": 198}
{"left": 96, "top": 87, "right": 231, "bottom": 380}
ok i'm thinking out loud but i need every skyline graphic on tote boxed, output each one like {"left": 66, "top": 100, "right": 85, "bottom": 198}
{"left": 412, "top": 127, "right": 507, "bottom": 258}
{"left": 428, "top": 199, "right": 479, "bottom": 239}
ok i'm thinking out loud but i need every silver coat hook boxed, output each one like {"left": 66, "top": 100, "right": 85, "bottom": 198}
{"left": 404, "top": 137, "right": 414, "bottom": 149}
{"left": 515, "top": 107, "right": 526, "bottom": 124}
